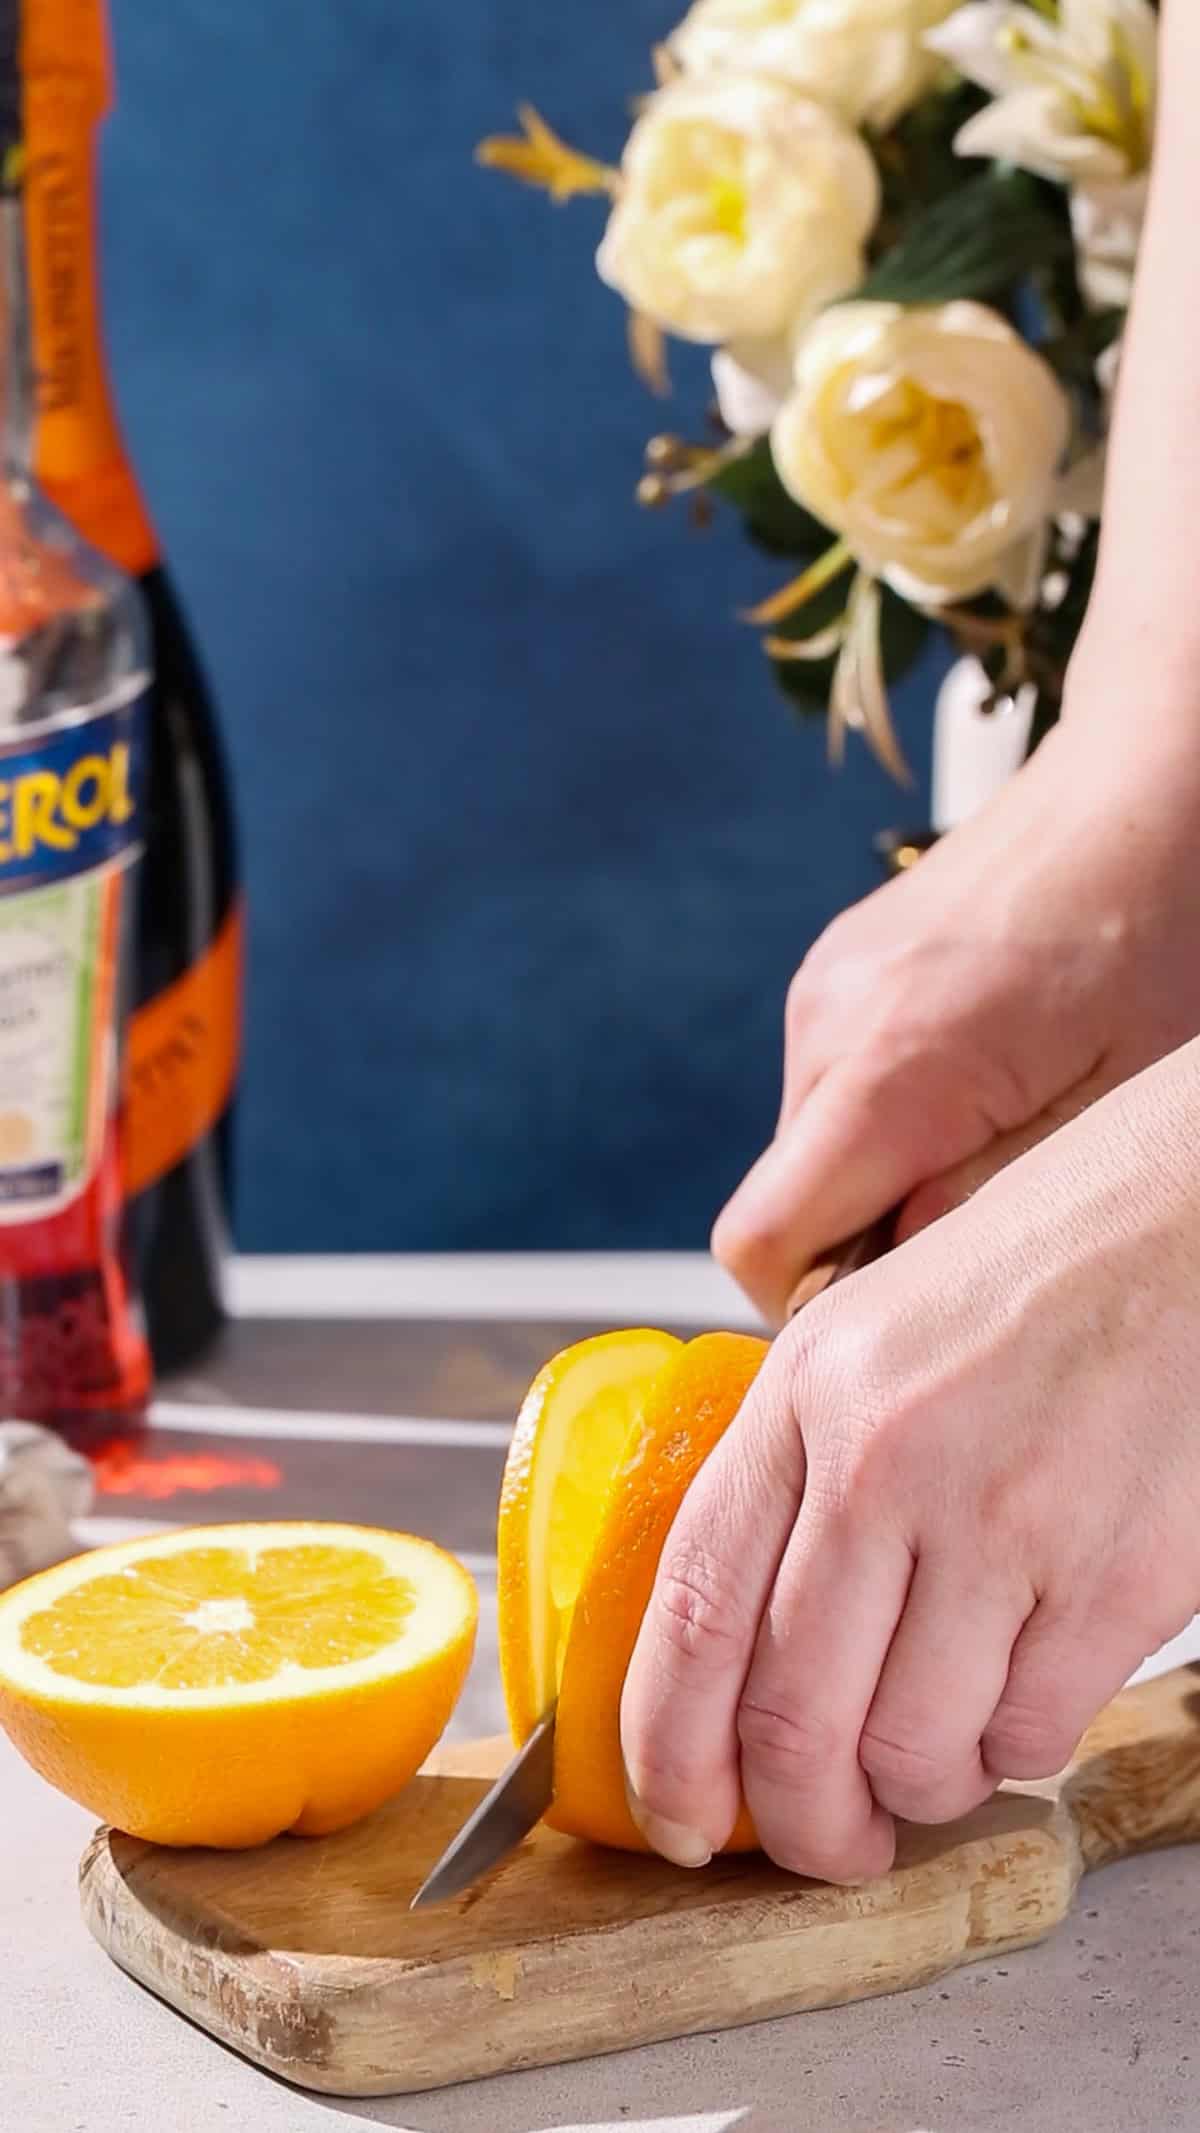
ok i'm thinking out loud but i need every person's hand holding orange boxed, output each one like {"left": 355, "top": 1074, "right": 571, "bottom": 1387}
{"left": 623, "top": 0, "right": 1200, "bottom": 1881}
{"left": 623, "top": 1041, "right": 1200, "bottom": 1877}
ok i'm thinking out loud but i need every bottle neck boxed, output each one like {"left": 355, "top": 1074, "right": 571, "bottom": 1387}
{"left": 0, "top": 162, "right": 140, "bottom": 686}
{"left": 0, "top": 184, "right": 37, "bottom": 485}
{"left": 20, "top": 6, "right": 157, "bottom": 577}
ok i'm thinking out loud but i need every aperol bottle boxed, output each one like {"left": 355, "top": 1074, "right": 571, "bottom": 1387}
{"left": 0, "top": 38, "right": 150, "bottom": 1425}
{"left": 19, "top": 0, "right": 240, "bottom": 1372}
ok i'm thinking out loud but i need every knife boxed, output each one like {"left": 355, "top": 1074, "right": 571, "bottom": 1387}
{"left": 409, "top": 1705, "right": 557, "bottom": 1910}
{"left": 785, "top": 1205, "right": 896, "bottom": 1318}
{"left": 411, "top": 1213, "right": 896, "bottom": 1911}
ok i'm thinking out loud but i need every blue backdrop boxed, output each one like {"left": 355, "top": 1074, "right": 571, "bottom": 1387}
{"left": 102, "top": 0, "right": 947, "bottom": 1251}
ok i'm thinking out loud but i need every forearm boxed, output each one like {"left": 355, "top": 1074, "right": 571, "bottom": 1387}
{"left": 1068, "top": 0, "right": 1200, "bottom": 747}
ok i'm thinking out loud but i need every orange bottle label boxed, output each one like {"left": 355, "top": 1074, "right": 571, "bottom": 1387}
{"left": 123, "top": 904, "right": 244, "bottom": 1199}
{"left": 21, "top": 53, "right": 158, "bottom": 577}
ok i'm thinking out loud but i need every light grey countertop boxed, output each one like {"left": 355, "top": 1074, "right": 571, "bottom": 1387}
{"left": 3, "top": 1258, "right": 1199, "bottom": 2133}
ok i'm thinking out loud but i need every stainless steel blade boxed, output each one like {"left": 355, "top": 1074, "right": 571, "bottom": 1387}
{"left": 409, "top": 1707, "right": 557, "bottom": 1910}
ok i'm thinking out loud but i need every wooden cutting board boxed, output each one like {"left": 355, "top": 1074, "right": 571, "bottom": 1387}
{"left": 80, "top": 1663, "right": 1200, "bottom": 2098}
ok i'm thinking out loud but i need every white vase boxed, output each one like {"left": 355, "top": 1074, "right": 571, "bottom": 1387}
{"left": 930, "top": 655, "right": 1037, "bottom": 834}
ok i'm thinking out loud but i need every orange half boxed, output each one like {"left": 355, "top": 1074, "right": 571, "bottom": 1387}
{"left": 0, "top": 1521, "right": 477, "bottom": 1847}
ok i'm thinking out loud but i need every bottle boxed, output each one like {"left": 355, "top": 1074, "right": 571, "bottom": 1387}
{"left": 17, "top": 0, "right": 240, "bottom": 1373}
{"left": 0, "top": 36, "right": 150, "bottom": 1424}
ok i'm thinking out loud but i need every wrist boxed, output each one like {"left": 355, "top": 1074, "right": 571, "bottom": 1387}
{"left": 1054, "top": 628, "right": 1200, "bottom": 809}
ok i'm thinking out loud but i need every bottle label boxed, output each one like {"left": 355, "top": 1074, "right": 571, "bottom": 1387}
{"left": 123, "top": 899, "right": 243, "bottom": 1199}
{"left": 0, "top": 690, "right": 145, "bottom": 1223}
{"left": 0, "top": 700, "right": 144, "bottom": 888}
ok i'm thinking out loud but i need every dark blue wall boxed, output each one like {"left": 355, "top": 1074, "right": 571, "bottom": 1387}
{"left": 102, "top": 0, "right": 947, "bottom": 1250}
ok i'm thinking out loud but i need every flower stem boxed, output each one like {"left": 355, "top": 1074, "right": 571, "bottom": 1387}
{"left": 742, "top": 540, "right": 853, "bottom": 628}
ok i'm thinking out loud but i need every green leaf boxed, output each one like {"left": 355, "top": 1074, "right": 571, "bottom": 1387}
{"left": 1040, "top": 306, "right": 1123, "bottom": 393}
{"left": 873, "top": 81, "right": 990, "bottom": 236}
{"left": 706, "top": 438, "right": 829, "bottom": 558}
{"left": 859, "top": 169, "right": 1073, "bottom": 306}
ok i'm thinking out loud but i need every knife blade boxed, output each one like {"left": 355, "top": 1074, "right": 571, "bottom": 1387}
{"left": 413, "top": 1217, "right": 896, "bottom": 1911}
{"left": 409, "top": 1705, "right": 558, "bottom": 1910}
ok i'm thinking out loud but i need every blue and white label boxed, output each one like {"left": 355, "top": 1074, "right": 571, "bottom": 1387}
{"left": 0, "top": 692, "right": 147, "bottom": 894}
{"left": 0, "top": 690, "right": 147, "bottom": 1222}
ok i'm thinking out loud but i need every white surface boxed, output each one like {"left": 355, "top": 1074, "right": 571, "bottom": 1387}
{"left": 227, "top": 1253, "right": 762, "bottom": 1329}
{"left": 150, "top": 1399, "right": 513, "bottom": 1448}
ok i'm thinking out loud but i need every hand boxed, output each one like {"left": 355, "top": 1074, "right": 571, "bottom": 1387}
{"left": 713, "top": 713, "right": 1200, "bottom": 1324}
{"left": 622, "top": 1041, "right": 1200, "bottom": 1880}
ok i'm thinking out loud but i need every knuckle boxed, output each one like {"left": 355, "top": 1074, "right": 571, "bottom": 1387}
{"left": 709, "top": 1197, "right": 762, "bottom": 1282}
{"left": 815, "top": 1415, "right": 889, "bottom": 1520}
{"left": 859, "top": 1726, "right": 945, "bottom": 1800}
{"left": 801, "top": 907, "right": 858, "bottom": 983}
{"left": 710, "top": 1188, "right": 797, "bottom": 1296}
{"left": 1100, "top": 1557, "right": 1190, "bottom": 1656}
{"left": 982, "top": 1700, "right": 1074, "bottom": 1779}
{"left": 779, "top": 1297, "right": 838, "bottom": 1409}
{"left": 859, "top": 1728, "right": 986, "bottom": 1823}
{"left": 766, "top": 1836, "right": 863, "bottom": 1884}
{"left": 784, "top": 964, "right": 814, "bottom": 1042}
{"left": 655, "top": 1546, "right": 748, "bottom": 1679}
{"left": 623, "top": 1740, "right": 698, "bottom": 1810}
{"left": 789, "top": 1345, "right": 892, "bottom": 1517}
{"left": 737, "top": 1695, "right": 841, "bottom": 1784}
{"left": 974, "top": 1461, "right": 1043, "bottom": 1559}
{"left": 782, "top": 1294, "right": 869, "bottom": 1419}
{"left": 759, "top": 1811, "right": 896, "bottom": 1886}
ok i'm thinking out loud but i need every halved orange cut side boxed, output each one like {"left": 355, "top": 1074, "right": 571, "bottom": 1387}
{"left": 0, "top": 1521, "right": 477, "bottom": 1847}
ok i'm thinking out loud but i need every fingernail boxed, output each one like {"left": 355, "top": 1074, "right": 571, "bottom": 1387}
{"left": 624, "top": 1774, "right": 712, "bottom": 1869}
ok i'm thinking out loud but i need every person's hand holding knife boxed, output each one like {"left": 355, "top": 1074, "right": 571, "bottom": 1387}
{"left": 624, "top": 0, "right": 1200, "bottom": 1884}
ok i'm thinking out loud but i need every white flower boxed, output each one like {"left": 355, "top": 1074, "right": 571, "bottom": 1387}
{"left": 595, "top": 75, "right": 879, "bottom": 346}
{"left": 711, "top": 334, "right": 797, "bottom": 435}
{"left": 668, "top": 0, "right": 961, "bottom": 132}
{"left": 771, "top": 300, "right": 1071, "bottom": 602}
{"left": 927, "top": 0, "right": 1157, "bottom": 185}
{"left": 1070, "top": 174, "right": 1144, "bottom": 309}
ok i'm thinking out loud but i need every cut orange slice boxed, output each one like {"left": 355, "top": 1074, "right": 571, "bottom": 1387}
{"left": 498, "top": 1328, "right": 683, "bottom": 1747}
{"left": 0, "top": 1521, "right": 477, "bottom": 1847}
{"left": 498, "top": 1328, "right": 768, "bottom": 1852}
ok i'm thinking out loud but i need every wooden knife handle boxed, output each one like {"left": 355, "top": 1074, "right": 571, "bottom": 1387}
{"left": 786, "top": 1209, "right": 897, "bottom": 1318}
{"left": 1065, "top": 1663, "right": 1200, "bottom": 1871}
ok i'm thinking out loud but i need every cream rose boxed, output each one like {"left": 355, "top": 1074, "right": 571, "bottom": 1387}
{"left": 595, "top": 76, "right": 879, "bottom": 346}
{"left": 772, "top": 302, "right": 1071, "bottom": 603}
{"left": 669, "top": 0, "right": 961, "bottom": 132}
